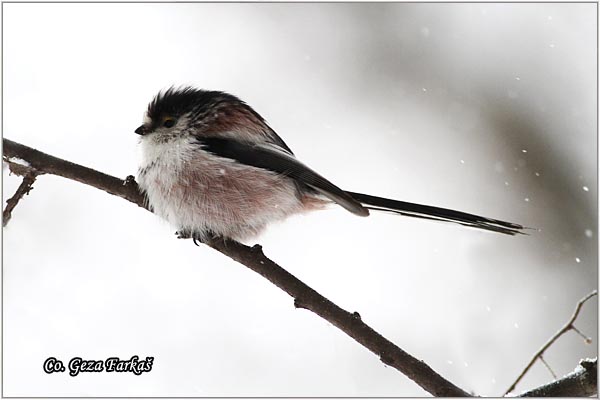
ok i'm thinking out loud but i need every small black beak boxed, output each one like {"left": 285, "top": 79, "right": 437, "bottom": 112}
{"left": 135, "top": 125, "right": 150, "bottom": 135}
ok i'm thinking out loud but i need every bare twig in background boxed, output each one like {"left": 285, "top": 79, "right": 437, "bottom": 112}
{"left": 518, "top": 358, "right": 597, "bottom": 397}
{"left": 2, "top": 170, "right": 39, "bottom": 227}
{"left": 538, "top": 356, "right": 557, "bottom": 379}
{"left": 505, "top": 290, "right": 598, "bottom": 395}
{"left": 2, "top": 138, "right": 470, "bottom": 396}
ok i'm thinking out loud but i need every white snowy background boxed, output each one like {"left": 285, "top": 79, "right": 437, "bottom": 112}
{"left": 2, "top": 3, "right": 597, "bottom": 397}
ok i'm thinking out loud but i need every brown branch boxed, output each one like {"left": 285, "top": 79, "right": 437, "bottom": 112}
{"left": 209, "top": 239, "right": 472, "bottom": 396}
{"left": 518, "top": 358, "right": 597, "bottom": 397}
{"left": 3, "top": 170, "right": 39, "bottom": 227}
{"left": 2, "top": 138, "right": 470, "bottom": 396}
{"left": 504, "top": 290, "right": 598, "bottom": 395}
{"left": 3, "top": 139, "right": 145, "bottom": 208}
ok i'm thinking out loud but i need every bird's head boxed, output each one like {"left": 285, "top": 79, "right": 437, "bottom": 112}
{"left": 135, "top": 86, "right": 268, "bottom": 143}
{"left": 135, "top": 86, "right": 208, "bottom": 140}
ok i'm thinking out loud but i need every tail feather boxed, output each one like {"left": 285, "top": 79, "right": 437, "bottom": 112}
{"left": 346, "top": 191, "right": 525, "bottom": 236}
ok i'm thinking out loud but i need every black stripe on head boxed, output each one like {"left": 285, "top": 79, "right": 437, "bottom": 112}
{"left": 146, "top": 86, "right": 238, "bottom": 121}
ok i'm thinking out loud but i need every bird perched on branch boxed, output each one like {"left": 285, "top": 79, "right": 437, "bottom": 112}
{"left": 135, "top": 86, "right": 524, "bottom": 243}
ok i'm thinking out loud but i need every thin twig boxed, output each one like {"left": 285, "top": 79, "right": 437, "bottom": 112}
{"left": 3, "top": 171, "right": 39, "bottom": 227}
{"left": 2, "top": 138, "right": 470, "bottom": 396}
{"left": 504, "top": 290, "right": 598, "bottom": 395}
{"left": 571, "top": 325, "right": 593, "bottom": 344}
{"left": 518, "top": 358, "right": 597, "bottom": 397}
{"left": 539, "top": 355, "right": 557, "bottom": 379}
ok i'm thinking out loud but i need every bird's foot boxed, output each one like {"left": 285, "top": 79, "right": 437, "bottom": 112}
{"left": 175, "top": 229, "right": 219, "bottom": 246}
{"left": 175, "top": 229, "right": 192, "bottom": 239}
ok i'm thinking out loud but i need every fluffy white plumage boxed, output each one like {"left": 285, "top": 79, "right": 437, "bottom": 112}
{"left": 137, "top": 132, "right": 308, "bottom": 242}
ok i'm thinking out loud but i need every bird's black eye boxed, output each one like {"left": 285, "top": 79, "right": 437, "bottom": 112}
{"left": 163, "top": 118, "right": 176, "bottom": 128}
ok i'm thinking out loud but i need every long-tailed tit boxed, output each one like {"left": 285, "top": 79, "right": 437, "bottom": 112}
{"left": 135, "top": 87, "right": 524, "bottom": 243}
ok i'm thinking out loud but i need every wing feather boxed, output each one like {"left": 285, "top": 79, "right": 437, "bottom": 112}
{"left": 197, "top": 137, "right": 369, "bottom": 216}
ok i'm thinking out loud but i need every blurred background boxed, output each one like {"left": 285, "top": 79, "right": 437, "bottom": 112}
{"left": 2, "top": 3, "right": 597, "bottom": 396}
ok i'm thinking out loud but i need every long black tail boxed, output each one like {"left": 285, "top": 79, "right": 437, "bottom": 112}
{"left": 346, "top": 191, "right": 525, "bottom": 235}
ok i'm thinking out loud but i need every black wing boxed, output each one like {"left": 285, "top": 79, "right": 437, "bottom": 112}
{"left": 197, "top": 137, "right": 369, "bottom": 217}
